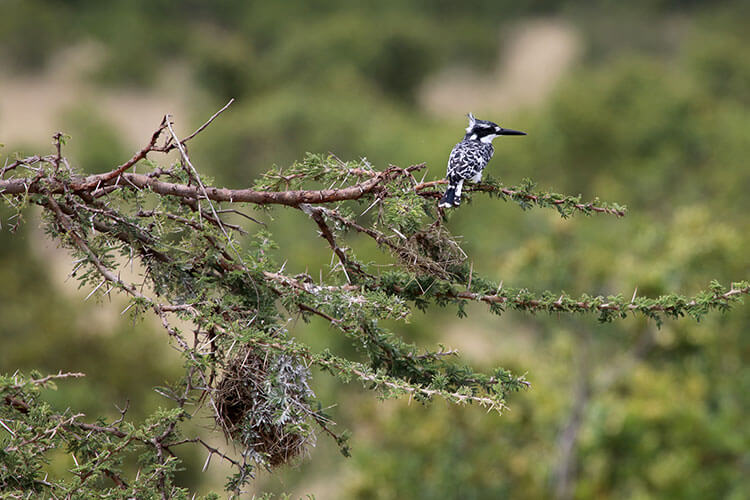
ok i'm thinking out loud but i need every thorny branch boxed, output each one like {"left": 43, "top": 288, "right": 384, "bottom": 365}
{"left": 449, "top": 282, "right": 750, "bottom": 319}
{"left": 1, "top": 112, "right": 619, "bottom": 217}
{"left": 415, "top": 178, "right": 627, "bottom": 217}
{"left": 0, "top": 164, "right": 417, "bottom": 206}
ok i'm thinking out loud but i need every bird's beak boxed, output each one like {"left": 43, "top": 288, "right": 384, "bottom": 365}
{"left": 498, "top": 128, "right": 527, "bottom": 136}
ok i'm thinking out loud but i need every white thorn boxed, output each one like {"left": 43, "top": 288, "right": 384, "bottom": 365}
{"left": 84, "top": 280, "right": 107, "bottom": 302}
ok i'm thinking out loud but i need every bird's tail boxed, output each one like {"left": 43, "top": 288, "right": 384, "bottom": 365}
{"left": 438, "top": 178, "right": 463, "bottom": 208}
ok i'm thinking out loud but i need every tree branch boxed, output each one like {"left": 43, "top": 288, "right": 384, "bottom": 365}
{"left": 416, "top": 178, "right": 626, "bottom": 217}
{"left": 0, "top": 168, "right": 406, "bottom": 206}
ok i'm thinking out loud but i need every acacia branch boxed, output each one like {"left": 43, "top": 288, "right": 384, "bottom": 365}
{"left": 0, "top": 168, "right": 405, "bottom": 206}
{"left": 313, "top": 205, "right": 462, "bottom": 279}
{"left": 300, "top": 204, "right": 371, "bottom": 281}
{"left": 46, "top": 196, "right": 191, "bottom": 350}
{"left": 445, "top": 282, "right": 750, "bottom": 322}
{"left": 416, "top": 179, "right": 626, "bottom": 217}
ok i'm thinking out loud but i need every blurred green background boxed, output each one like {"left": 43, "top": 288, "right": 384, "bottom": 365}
{"left": 1, "top": 0, "right": 749, "bottom": 498}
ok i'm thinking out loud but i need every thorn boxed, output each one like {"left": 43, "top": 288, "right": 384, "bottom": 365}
{"left": 0, "top": 419, "right": 15, "bottom": 436}
{"left": 341, "top": 263, "right": 351, "bottom": 284}
{"left": 360, "top": 197, "right": 380, "bottom": 216}
{"left": 66, "top": 261, "right": 85, "bottom": 282}
{"left": 84, "top": 279, "right": 107, "bottom": 302}
{"left": 631, "top": 287, "right": 638, "bottom": 303}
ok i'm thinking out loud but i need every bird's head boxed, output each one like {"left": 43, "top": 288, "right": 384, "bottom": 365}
{"left": 465, "top": 113, "right": 526, "bottom": 143}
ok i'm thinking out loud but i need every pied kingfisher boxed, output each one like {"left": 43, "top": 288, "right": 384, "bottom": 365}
{"left": 439, "top": 113, "right": 526, "bottom": 208}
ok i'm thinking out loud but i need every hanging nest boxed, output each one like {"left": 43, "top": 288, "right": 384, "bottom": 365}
{"left": 214, "top": 347, "right": 316, "bottom": 468}
{"left": 398, "top": 223, "right": 467, "bottom": 280}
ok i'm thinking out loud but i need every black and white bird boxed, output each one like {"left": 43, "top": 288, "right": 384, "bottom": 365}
{"left": 439, "top": 113, "right": 526, "bottom": 208}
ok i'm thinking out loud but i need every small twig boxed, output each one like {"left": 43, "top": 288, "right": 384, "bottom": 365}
{"left": 164, "top": 98, "right": 234, "bottom": 151}
{"left": 214, "top": 208, "right": 265, "bottom": 226}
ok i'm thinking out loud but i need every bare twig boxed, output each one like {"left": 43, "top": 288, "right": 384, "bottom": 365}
{"left": 164, "top": 98, "right": 235, "bottom": 150}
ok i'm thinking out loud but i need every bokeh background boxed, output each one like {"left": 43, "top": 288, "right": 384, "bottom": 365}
{"left": 1, "top": 1, "right": 749, "bottom": 498}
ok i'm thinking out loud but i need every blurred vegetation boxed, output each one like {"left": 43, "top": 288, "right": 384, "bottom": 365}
{"left": 1, "top": 0, "right": 749, "bottom": 498}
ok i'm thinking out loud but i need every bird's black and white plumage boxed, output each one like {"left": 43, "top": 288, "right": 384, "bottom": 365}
{"left": 439, "top": 113, "right": 526, "bottom": 208}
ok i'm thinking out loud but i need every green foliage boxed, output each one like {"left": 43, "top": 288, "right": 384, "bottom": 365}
{"left": 0, "top": 372, "right": 206, "bottom": 498}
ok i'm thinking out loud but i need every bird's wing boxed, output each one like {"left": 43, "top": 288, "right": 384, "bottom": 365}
{"left": 448, "top": 142, "right": 488, "bottom": 180}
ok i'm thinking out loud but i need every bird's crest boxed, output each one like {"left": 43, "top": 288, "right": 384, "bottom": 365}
{"left": 466, "top": 112, "right": 476, "bottom": 132}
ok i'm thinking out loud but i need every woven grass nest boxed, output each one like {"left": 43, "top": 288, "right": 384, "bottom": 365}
{"left": 401, "top": 224, "right": 467, "bottom": 279}
{"left": 214, "top": 347, "right": 315, "bottom": 467}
